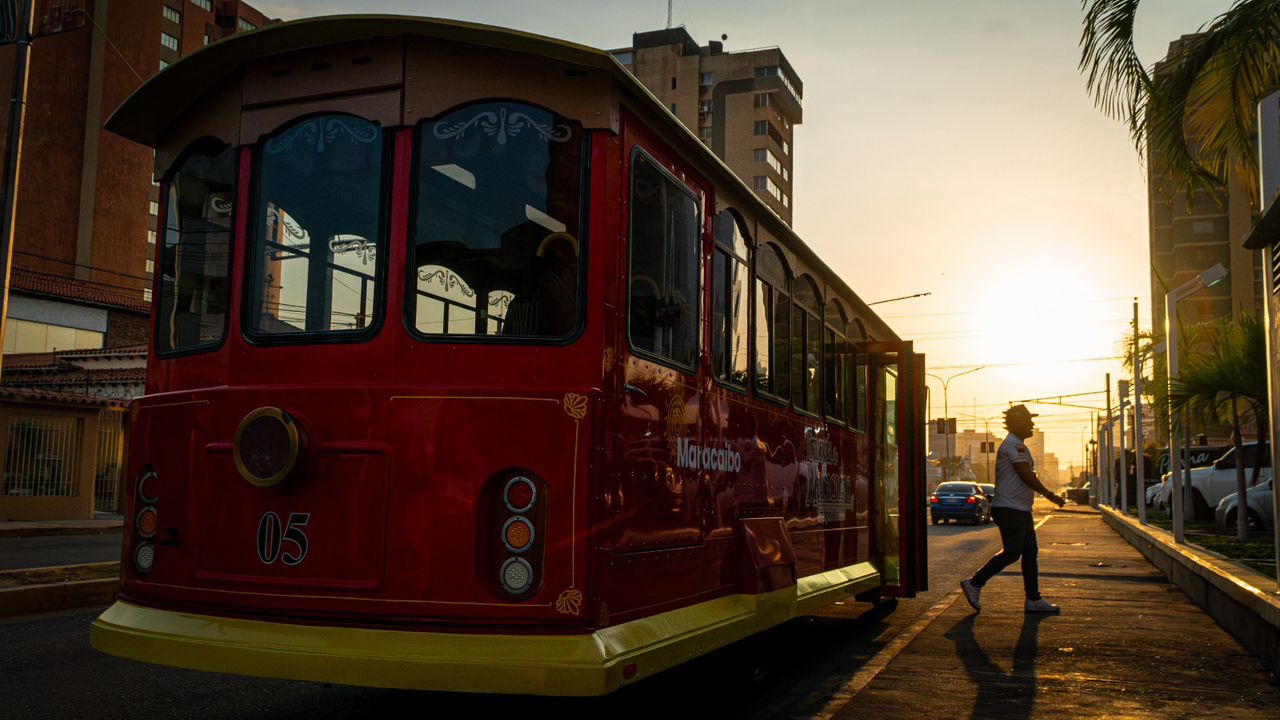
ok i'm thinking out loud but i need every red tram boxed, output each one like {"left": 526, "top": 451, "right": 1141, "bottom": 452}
{"left": 90, "top": 16, "right": 927, "bottom": 696}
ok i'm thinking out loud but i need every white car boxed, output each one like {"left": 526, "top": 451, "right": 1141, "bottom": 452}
{"left": 1215, "top": 478, "right": 1274, "bottom": 532}
{"left": 1153, "top": 443, "right": 1270, "bottom": 519}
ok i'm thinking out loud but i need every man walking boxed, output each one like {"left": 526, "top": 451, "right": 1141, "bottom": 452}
{"left": 961, "top": 404, "right": 1065, "bottom": 614}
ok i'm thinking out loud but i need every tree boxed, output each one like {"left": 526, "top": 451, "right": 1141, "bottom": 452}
{"left": 1168, "top": 314, "right": 1269, "bottom": 539}
{"left": 1080, "top": 0, "right": 1280, "bottom": 206}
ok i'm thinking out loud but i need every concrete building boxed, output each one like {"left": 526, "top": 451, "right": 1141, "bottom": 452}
{"left": 0, "top": 0, "right": 273, "bottom": 357}
{"left": 1149, "top": 35, "right": 1262, "bottom": 334}
{"left": 0, "top": 1, "right": 272, "bottom": 520}
{"left": 611, "top": 27, "right": 801, "bottom": 224}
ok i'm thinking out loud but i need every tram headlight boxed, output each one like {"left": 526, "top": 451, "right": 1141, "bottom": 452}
{"left": 134, "top": 543, "right": 155, "bottom": 574}
{"left": 234, "top": 407, "right": 304, "bottom": 487}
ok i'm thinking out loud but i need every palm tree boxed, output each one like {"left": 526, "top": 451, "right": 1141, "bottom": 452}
{"left": 1080, "top": 0, "right": 1280, "bottom": 206}
{"left": 1168, "top": 313, "right": 1269, "bottom": 540}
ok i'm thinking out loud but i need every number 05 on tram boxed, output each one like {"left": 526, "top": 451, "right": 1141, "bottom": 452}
{"left": 90, "top": 16, "right": 928, "bottom": 696}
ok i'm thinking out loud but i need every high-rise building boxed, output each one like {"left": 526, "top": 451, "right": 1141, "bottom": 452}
{"left": 1149, "top": 35, "right": 1262, "bottom": 335}
{"left": 611, "top": 28, "right": 801, "bottom": 225}
{"left": 0, "top": 1, "right": 273, "bottom": 356}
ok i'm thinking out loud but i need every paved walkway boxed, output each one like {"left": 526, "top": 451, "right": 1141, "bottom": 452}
{"left": 0, "top": 515, "right": 122, "bottom": 539}
{"left": 826, "top": 508, "right": 1280, "bottom": 720}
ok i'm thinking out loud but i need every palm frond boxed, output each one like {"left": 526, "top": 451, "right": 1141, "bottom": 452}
{"left": 1080, "top": 0, "right": 1151, "bottom": 135}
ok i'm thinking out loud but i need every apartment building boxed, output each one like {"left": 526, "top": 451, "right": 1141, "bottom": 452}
{"left": 1149, "top": 35, "right": 1262, "bottom": 334}
{"left": 0, "top": 0, "right": 272, "bottom": 356}
{"left": 611, "top": 27, "right": 802, "bottom": 225}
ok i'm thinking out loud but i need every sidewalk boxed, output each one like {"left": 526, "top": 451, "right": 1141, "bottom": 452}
{"left": 0, "top": 514, "right": 123, "bottom": 538}
{"left": 830, "top": 507, "right": 1280, "bottom": 720}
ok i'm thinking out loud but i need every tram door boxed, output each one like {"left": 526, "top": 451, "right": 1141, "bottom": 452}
{"left": 868, "top": 342, "right": 927, "bottom": 597}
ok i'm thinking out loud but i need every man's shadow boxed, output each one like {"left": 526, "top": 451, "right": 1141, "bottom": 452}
{"left": 944, "top": 613, "right": 1052, "bottom": 720}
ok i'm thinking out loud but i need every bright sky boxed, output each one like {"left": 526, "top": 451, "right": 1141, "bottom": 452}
{"left": 254, "top": 0, "right": 1238, "bottom": 466}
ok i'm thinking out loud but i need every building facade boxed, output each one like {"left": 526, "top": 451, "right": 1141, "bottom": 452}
{"left": 611, "top": 28, "right": 801, "bottom": 224}
{"left": 1149, "top": 35, "right": 1262, "bottom": 334}
{"left": 0, "top": 0, "right": 272, "bottom": 356}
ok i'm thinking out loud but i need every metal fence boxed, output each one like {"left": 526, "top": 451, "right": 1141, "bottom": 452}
{"left": 3, "top": 413, "right": 83, "bottom": 498}
{"left": 95, "top": 410, "right": 126, "bottom": 513}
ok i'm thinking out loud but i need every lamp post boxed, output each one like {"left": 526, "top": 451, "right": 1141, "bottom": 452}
{"left": 1166, "top": 263, "right": 1228, "bottom": 543}
{"left": 1133, "top": 298, "right": 1147, "bottom": 525}
{"left": 927, "top": 367, "right": 985, "bottom": 483}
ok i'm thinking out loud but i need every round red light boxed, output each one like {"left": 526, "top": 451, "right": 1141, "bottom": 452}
{"left": 234, "top": 408, "right": 302, "bottom": 487}
{"left": 504, "top": 477, "right": 536, "bottom": 512}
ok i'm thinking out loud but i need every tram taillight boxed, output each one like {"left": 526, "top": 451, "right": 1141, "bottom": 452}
{"left": 487, "top": 473, "right": 547, "bottom": 599}
{"left": 233, "top": 407, "right": 305, "bottom": 488}
{"left": 133, "top": 468, "right": 158, "bottom": 576}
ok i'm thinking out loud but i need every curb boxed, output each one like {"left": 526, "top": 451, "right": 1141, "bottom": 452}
{"left": 1099, "top": 506, "right": 1279, "bottom": 673}
{"left": 0, "top": 562, "right": 120, "bottom": 618}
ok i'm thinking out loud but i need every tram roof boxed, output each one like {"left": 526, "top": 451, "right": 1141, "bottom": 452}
{"left": 107, "top": 14, "right": 899, "bottom": 342}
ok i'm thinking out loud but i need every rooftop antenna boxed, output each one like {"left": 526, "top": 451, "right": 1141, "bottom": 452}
{"left": 667, "top": 0, "right": 673, "bottom": 29}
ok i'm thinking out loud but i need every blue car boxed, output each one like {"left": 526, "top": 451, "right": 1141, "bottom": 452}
{"left": 930, "top": 481, "right": 991, "bottom": 524}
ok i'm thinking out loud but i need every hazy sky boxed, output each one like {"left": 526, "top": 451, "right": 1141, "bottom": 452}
{"left": 254, "top": 1, "right": 1238, "bottom": 465}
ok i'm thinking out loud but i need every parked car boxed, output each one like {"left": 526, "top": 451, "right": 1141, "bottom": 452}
{"left": 1180, "top": 442, "right": 1271, "bottom": 519}
{"left": 930, "top": 481, "right": 991, "bottom": 525}
{"left": 977, "top": 483, "right": 996, "bottom": 503}
{"left": 1215, "top": 478, "right": 1274, "bottom": 532}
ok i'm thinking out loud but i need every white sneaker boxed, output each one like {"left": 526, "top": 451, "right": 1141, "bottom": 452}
{"left": 960, "top": 578, "right": 981, "bottom": 612}
{"left": 1025, "top": 598, "right": 1061, "bottom": 614}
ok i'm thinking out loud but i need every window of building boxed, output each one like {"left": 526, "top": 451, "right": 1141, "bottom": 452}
{"left": 157, "top": 140, "right": 236, "bottom": 354}
{"left": 783, "top": 194, "right": 789, "bottom": 208}
{"left": 712, "top": 210, "right": 750, "bottom": 388}
{"left": 752, "top": 176, "right": 781, "bottom": 202}
{"left": 700, "top": 72, "right": 714, "bottom": 86}
{"left": 613, "top": 51, "right": 634, "bottom": 65}
{"left": 159, "top": 59, "right": 170, "bottom": 71}
{"left": 238, "top": 18, "right": 257, "bottom": 32}
{"left": 149, "top": 201, "right": 159, "bottom": 216}
{"left": 146, "top": 259, "right": 155, "bottom": 275}
{"left": 191, "top": 0, "right": 212, "bottom": 11}
{"left": 754, "top": 93, "right": 771, "bottom": 108}
{"left": 247, "top": 115, "right": 386, "bottom": 338}
{"left": 782, "top": 140, "right": 790, "bottom": 156}
{"left": 629, "top": 151, "right": 699, "bottom": 369}
{"left": 161, "top": 32, "right": 179, "bottom": 51}
{"left": 670, "top": 76, "right": 677, "bottom": 90}
{"left": 753, "top": 148, "right": 782, "bottom": 174}
{"left": 670, "top": 103, "right": 677, "bottom": 115}
{"left": 3, "top": 319, "right": 104, "bottom": 354}
{"left": 144, "top": 287, "right": 153, "bottom": 303}
{"left": 411, "top": 102, "right": 583, "bottom": 340}
{"left": 162, "top": 5, "right": 181, "bottom": 24}
{"left": 783, "top": 167, "right": 789, "bottom": 182}
{"left": 148, "top": 229, "right": 156, "bottom": 245}
{"left": 203, "top": 34, "right": 210, "bottom": 46}
{"left": 699, "top": 100, "right": 713, "bottom": 113}
{"left": 791, "top": 276, "right": 821, "bottom": 414}
{"left": 699, "top": 127, "right": 712, "bottom": 143}
{"left": 753, "top": 120, "right": 767, "bottom": 136}
{"left": 753, "top": 65, "right": 801, "bottom": 106}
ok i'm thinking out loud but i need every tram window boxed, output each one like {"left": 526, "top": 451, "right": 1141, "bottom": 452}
{"left": 792, "top": 276, "right": 821, "bottom": 414}
{"left": 411, "top": 102, "right": 584, "bottom": 339}
{"left": 628, "top": 152, "right": 699, "bottom": 369}
{"left": 247, "top": 114, "right": 386, "bottom": 337}
{"left": 852, "top": 319, "right": 869, "bottom": 432}
{"left": 754, "top": 244, "right": 789, "bottom": 399}
{"left": 156, "top": 139, "right": 234, "bottom": 355}
{"left": 711, "top": 210, "right": 749, "bottom": 387}
{"left": 824, "top": 302, "right": 849, "bottom": 423}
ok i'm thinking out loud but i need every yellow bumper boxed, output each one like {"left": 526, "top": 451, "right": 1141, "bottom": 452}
{"left": 91, "top": 563, "right": 878, "bottom": 696}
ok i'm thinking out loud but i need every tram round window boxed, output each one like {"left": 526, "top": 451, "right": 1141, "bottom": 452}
{"left": 411, "top": 102, "right": 583, "bottom": 339}
{"left": 247, "top": 114, "right": 386, "bottom": 337}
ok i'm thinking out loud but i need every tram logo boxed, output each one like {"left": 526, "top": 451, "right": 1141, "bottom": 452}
{"left": 674, "top": 437, "right": 743, "bottom": 473}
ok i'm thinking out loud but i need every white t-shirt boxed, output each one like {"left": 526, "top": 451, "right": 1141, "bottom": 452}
{"left": 993, "top": 433, "right": 1036, "bottom": 511}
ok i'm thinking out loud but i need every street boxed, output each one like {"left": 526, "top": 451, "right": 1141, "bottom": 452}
{"left": 0, "top": 519, "right": 1004, "bottom": 719}
{"left": 0, "top": 533, "right": 123, "bottom": 571}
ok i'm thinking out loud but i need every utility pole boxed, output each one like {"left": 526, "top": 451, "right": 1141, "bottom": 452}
{"left": 1119, "top": 379, "right": 1129, "bottom": 514}
{"left": 0, "top": 0, "right": 35, "bottom": 376}
{"left": 1105, "top": 373, "right": 1112, "bottom": 507}
{"left": 927, "top": 367, "right": 985, "bottom": 484}
{"left": 1133, "top": 298, "right": 1146, "bottom": 525}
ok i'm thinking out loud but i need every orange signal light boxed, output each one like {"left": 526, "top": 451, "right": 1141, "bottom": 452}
{"left": 137, "top": 507, "right": 158, "bottom": 538}
{"left": 504, "top": 517, "right": 534, "bottom": 551}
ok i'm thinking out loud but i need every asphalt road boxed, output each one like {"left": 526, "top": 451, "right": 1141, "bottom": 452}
{"left": 0, "top": 532, "right": 123, "bottom": 571}
{"left": 0, "top": 519, "right": 1007, "bottom": 720}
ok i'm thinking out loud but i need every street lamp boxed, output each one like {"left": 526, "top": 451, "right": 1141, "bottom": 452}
{"left": 926, "top": 366, "right": 985, "bottom": 482}
{"left": 1166, "top": 263, "right": 1228, "bottom": 543}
